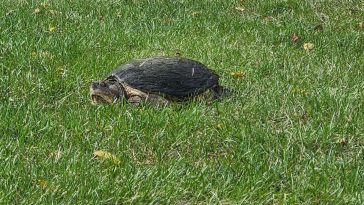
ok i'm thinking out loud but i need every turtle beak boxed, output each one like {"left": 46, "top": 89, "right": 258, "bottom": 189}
{"left": 91, "top": 95, "right": 112, "bottom": 104}
{"left": 90, "top": 81, "right": 115, "bottom": 104}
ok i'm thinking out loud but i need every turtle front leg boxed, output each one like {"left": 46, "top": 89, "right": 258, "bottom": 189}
{"left": 128, "top": 95, "right": 142, "bottom": 106}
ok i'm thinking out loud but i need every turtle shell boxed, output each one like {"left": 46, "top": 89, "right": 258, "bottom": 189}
{"left": 110, "top": 57, "right": 219, "bottom": 99}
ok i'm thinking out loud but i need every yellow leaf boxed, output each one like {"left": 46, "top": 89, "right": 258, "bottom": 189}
{"left": 34, "top": 179, "right": 49, "bottom": 188}
{"left": 93, "top": 150, "right": 120, "bottom": 164}
{"left": 303, "top": 43, "right": 314, "bottom": 51}
{"left": 49, "top": 26, "right": 56, "bottom": 32}
{"left": 359, "top": 22, "right": 364, "bottom": 29}
{"left": 191, "top": 11, "right": 200, "bottom": 17}
{"left": 291, "top": 88, "right": 308, "bottom": 96}
{"left": 35, "top": 51, "right": 52, "bottom": 58}
{"left": 216, "top": 123, "right": 223, "bottom": 129}
{"left": 338, "top": 138, "right": 348, "bottom": 146}
{"left": 235, "top": 6, "right": 245, "bottom": 12}
{"left": 231, "top": 71, "right": 244, "bottom": 78}
{"left": 6, "top": 10, "right": 15, "bottom": 16}
{"left": 263, "top": 16, "right": 273, "bottom": 21}
{"left": 33, "top": 8, "right": 41, "bottom": 14}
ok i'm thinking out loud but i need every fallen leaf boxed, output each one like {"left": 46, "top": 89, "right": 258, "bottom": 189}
{"left": 263, "top": 16, "right": 273, "bottom": 21}
{"left": 33, "top": 8, "right": 41, "bottom": 14}
{"left": 303, "top": 43, "right": 314, "bottom": 51}
{"left": 231, "top": 71, "right": 244, "bottom": 78}
{"left": 93, "top": 150, "right": 120, "bottom": 164}
{"left": 291, "top": 33, "right": 299, "bottom": 42}
{"left": 291, "top": 88, "right": 308, "bottom": 96}
{"left": 34, "top": 179, "right": 49, "bottom": 188}
{"left": 216, "top": 123, "right": 223, "bottom": 129}
{"left": 48, "top": 26, "right": 56, "bottom": 32}
{"left": 359, "top": 22, "right": 364, "bottom": 29}
{"left": 191, "top": 11, "right": 200, "bottom": 17}
{"left": 339, "top": 138, "right": 348, "bottom": 146}
{"left": 34, "top": 51, "right": 53, "bottom": 58}
{"left": 235, "top": 6, "right": 245, "bottom": 12}
{"left": 6, "top": 10, "right": 15, "bottom": 16}
{"left": 346, "top": 116, "right": 352, "bottom": 123}
{"left": 32, "top": 51, "right": 52, "bottom": 58}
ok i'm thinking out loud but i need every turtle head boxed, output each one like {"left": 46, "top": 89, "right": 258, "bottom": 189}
{"left": 90, "top": 76, "right": 125, "bottom": 104}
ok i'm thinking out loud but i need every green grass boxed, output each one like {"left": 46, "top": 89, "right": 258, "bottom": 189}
{"left": 1, "top": 0, "right": 363, "bottom": 204}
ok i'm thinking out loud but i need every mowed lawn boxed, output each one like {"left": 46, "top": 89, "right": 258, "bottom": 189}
{"left": 1, "top": 0, "right": 363, "bottom": 204}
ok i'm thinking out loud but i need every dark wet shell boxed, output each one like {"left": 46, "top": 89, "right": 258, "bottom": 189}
{"left": 110, "top": 57, "right": 219, "bottom": 99}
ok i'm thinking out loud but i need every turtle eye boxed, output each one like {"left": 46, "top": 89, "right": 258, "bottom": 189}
{"left": 100, "top": 82, "right": 106, "bottom": 87}
{"left": 107, "top": 78, "right": 117, "bottom": 84}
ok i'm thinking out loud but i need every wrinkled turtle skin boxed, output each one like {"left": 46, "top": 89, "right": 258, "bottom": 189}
{"left": 90, "top": 56, "right": 227, "bottom": 106}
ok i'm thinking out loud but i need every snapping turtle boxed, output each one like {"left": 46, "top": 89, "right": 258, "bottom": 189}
{"left": 90, "top": 56, "right": 227, "bottom": 106}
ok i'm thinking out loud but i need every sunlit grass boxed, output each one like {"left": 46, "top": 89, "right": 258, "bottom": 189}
{"left": 1, "top": 0, "right": 363, "bottom": 204}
